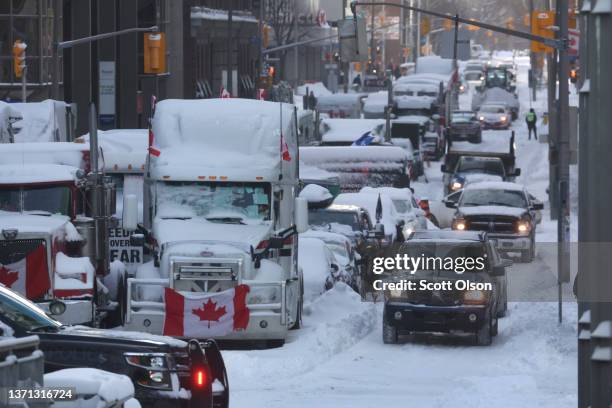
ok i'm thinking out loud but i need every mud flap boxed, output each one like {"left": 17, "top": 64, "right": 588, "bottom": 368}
{"left": 190, "top": 339, "right": 229, "bottom": 408}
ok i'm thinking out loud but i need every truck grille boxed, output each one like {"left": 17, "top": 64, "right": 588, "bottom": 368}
{"left": 0, "top": 239, "right": 46, "bottom": 265}
{"left": 172, "top": 259, "right": 241, "bottom": 293}
{"left": 465, "top": 215, "right": 517, "bottom": 233}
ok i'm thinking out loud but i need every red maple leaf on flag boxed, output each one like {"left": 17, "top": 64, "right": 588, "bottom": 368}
{"left": 0, "top": 266, "right": 19, "bottom": 288}
{"left": 192, "top": 299, "right": 227, "bottom": 328}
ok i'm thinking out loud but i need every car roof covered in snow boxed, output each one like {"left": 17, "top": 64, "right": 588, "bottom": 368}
{"left": 151, "top": 99, "right": 295, "bottom": 182}
{"left": 300, "top": 145, "right": 409, "bottom": 164}
{"left": 9, "top": 100, "right": 71, "bottom": 143}
{"left": 360, "top": 186, "right": 414, "bottom": 201}
{"left": 78, "top": 129, "right": 147, "bottom": 173}
{"left": 320, "top": 118, "right": 385, "bottom": 143}
{"left": 415, "top": 56, "right": 454, "bottom": 75}
{"left": 464, "top": 181, "right": 525, "bottom": 192}
{"left": 363, "top": 91, "right": 388, "bottom": 112}
{"left": 392, "top": 115, "right": 430, "bottom": 125}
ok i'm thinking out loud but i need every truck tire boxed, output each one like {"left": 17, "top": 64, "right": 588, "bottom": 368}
{"left": 382, "top": 311, "right": 399, "bottom": 344}
{"left": 476, "top": 316, "right": 493, "bottom": 346}
{"left": 107, "top": 272, "right": 127, "bottom": 328}
{"left": 290, "top": 282, "right": 303, "bottom": 330}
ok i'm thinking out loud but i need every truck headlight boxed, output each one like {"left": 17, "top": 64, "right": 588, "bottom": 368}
{"left": 452, "top": 218, "right": 467, "bottom": 231}
{"left": 451, "top": 181, "right": 463, "bottom": 191}
{"left": 516, "top": 220, "right": 531, "bottom": 234}
{"left": 402, "top": 221, "right": 416, "bottom": 237}
{"left": 125, "top": 353, "right": 172, "bottom": 390}
{"left": 463, "top": 290, "right": 488, "bottom": 305}
{"left": 500, "top": 115, "right": 507, "bottom": 122}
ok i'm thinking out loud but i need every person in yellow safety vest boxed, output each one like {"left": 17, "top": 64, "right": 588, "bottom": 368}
{"left": 525, "top": 108, "right": 537, "bottom": 141}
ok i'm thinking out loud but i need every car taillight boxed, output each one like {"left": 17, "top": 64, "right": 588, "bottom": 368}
{"left": 194, "top": 368, "right": 208, "bottom": 388}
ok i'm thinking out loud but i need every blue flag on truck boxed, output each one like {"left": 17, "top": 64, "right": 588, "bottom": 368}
{"left": 352, "top": 131, "right": 376, "bottom": 146}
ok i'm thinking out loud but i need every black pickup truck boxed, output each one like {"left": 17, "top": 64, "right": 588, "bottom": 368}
{"left": 382, "top": 230, "right": 510, "bottom": 346}
{"left": 0, "top": 285, "right": 229, "bottom": 408}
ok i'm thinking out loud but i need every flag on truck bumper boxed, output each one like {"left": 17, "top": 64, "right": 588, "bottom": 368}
{"left": 0, "top": 243, "right": 50, "bottom": 298}
{"left": 163, "top": 285, "right": 250, "bottom": 337}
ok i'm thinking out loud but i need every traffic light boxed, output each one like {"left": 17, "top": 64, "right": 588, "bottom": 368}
{"left": 570, "top": 67, "right": 578, "bottom": 83}
{"left": 263, "top": 25, "right": 270, "bottom": 48}
{"left": 144, "top": 32, "right": 166, "bottom": 74}
{"left": 420, "top": 16, "right": 431, "bottom": 36}
{"left": 13, "top": 40, "right": 26, "bottom": 79}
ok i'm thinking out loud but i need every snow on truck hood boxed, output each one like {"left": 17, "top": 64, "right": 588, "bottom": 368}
{"left": 155, "top": 219, "right": 272, "bottom": 252}
{"left": 151, "top": 99, "right": 296, "bottom": 181}
{"left": 0, "top": 212, "right": 81, "bottom": 240}
{"left": 458, "top": 205, "right": 526, "bottom": 218}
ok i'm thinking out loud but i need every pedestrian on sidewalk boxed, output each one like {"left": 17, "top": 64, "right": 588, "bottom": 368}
{"left": 525, "top": 108, "right": 538, "bottom": 140}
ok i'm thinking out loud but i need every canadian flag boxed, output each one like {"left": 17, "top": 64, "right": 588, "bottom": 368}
{"left": 163, "top": 285, "right": 250, "bottom": 338}
{"left": 220, "top": 87, "right": 231, "bottom": 99}
{"left": 281, "top": 134, "right": 291, "bottom": 161}
{"left": 0, "top": 244, "right": 49, "bottom": 299}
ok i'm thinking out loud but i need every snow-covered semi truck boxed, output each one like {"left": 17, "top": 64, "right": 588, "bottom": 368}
{"left": 124, "top": 99, "right": 308, "bottom": 345}
{"left": 0, "top": 136, "right": 120, "bottom": 325}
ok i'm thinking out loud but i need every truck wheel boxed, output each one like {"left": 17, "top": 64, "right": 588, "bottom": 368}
{"left": 476, "top": 317, "right": 493, "bottom": 346}
{"left": 382, "top": 312, "right": 398, "bottom": 344}
{"left": 108, "top": 272, "right": 127, "bottom": 328}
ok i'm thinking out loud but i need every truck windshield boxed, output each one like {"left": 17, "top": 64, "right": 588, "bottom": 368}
{"left": 461, "top": 189, "right": 527, "bottom": 208}
{"left": 0, "top": 186, "right": 71, "bottom": 216}
{"left": 0, "top": 286, "right": 62, "bottom": 332}
{"left": 457, "top": 158, "right": 504, "bottom": 176}
{"left": 156, "top": 181, "right": 271, "bottom": 223}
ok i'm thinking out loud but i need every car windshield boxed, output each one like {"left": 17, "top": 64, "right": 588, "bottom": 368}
{"left": 461, "top": 189, "right": 527, "bottom": 208}
{"left": 457, "top": 158, "right": 504, "bottom": 175}
{"left": 156, "top": 181, "right": 271, "bottom": 223}
{"left": 392, "top": 199, "right": 412, "bottom": 214}
{"left": 399, "top": 242, "right": 488, "bottom": 271}
{"left": 0, "top": 287, "right": 62, "bottom": 332}
{"left": 480, "top": 106, "right": 505, "bottom": 113}
{"left": 452, "top": 113, "right": 477, "bottom": 123}
{"left": 309, "top": 209, "right": 361, "bottom": 231}
{"left": 0, "top": 186, "right": 71, "bottom": 216}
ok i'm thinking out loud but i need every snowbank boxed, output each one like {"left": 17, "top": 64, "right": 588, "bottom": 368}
{"left": 45, "top": 368, "right": 135, "bottom": 404}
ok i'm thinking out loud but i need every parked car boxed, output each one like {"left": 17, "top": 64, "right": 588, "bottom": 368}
{"left": 301, "top": 229, "right": 360, "bottom": 292}
{"left": 0, "top": 284, "right": 229, "bottom": 408}
{"left": 448, "top": 110, "right": 482, "bottom": 143}
{"left": 448, "top": 181, "right": 543, "bottom": 262}
{"left": 298, "top": 237, "right": 343, "bottom": 300}
{"left": 360, "top": 186, "right": 428, "bottom": 233}
{"left": 382, "top": 230, "right": 510, "bottom": 346}
{"left": 477, "top": 104, "right": 511, "bottom": 130}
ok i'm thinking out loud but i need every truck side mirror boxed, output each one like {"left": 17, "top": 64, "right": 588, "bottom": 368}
{"left": 295, "top": 197, "right": 309, "bottom": 233}
{"left": 445, "top": 200, "right": 457, "bottom": 209}
{"left": 440, "top": 164, "right": 447, "bottom": 173}
{"left": 513, "top": 168, "right": 521, "bottom": 177}
{"left": 122, "top": 194, "right": 139, "bottom": 232}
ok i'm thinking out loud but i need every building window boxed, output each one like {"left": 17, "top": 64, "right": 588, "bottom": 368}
{"left": 0, "top": 0, "right": 61, "bottom": 88}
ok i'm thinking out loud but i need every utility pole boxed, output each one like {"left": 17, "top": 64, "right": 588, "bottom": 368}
{"left": 343, "top": 0, "right": 349, "bottom": 92}
{"left": 370, "top": 4, "right": 376, "bottom": 73}
{"left": 227, "top": 1, "right": 234, "bottom": 95}
{"left": 529, "top": 0, "right": 537, "bottom": 101}
{"left": 257, "top": 0, "right": 264, "bottom": 98}
{"left": 415, "top": 0, "right": 420, "bottom": 62}
{"left": 556, "top": 0, "right": 571, "bottom": 325}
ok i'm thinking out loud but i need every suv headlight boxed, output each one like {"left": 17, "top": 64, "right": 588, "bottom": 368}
{"left": 450, "top": 180, "right": 463, "bottom": 191}
{"left": 402, "top": 220, "right": 417, "bottom": 237}
{"left": 452, "top": 218, "right": 467, "bottom": 231}
{"left": 463, "top": 290, "right": 488, "bottom": 305}
{"left": 125, "top": 353, "right": 172, "bottom": 390}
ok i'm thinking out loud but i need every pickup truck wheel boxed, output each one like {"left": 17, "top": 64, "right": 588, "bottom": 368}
{"left": 491, "top": 316, "right": 499, "bottom": 337}
{"left": 382, "top": 313, "right": 399, "bottom": 344}
{"left": 476, "top": 316, "right": 493, "bottom": 346}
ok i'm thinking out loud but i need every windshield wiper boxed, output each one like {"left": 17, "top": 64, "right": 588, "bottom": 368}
{"left": 160, "top": 216, "right": 192, "bottom": 220}
{"left": 206, "top": 216, "right": 246, "bottom": 225}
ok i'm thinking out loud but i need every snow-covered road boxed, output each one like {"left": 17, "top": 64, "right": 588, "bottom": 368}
{"left": 224, "top": 57, "right": 578, "bottom": 407}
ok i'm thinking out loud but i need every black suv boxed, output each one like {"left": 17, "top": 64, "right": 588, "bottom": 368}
{"left": 381, "top": 230, "right": 510, "bottom": 346}
{"left": 447, "top": 110, "right": 482, "bottom": 143}
{"left": 0, "top": 285, "right": 229, "bottom": 408}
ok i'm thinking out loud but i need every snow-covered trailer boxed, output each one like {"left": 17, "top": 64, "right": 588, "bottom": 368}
{"left": 300, "top": 145, "right": 412, "bottom": 192}
{"left": 123, "top": 99, "right": 309, "bottom": 345}
{"left": 0, "top": 141, "right": 118, "bottom": 325}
